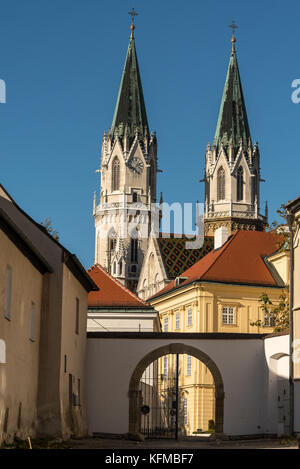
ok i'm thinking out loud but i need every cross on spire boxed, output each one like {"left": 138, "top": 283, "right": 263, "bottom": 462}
{"left": 229, "top": 20, "right": 238, "bottom": 37}
{"left": 128, "top": 8, "right": 138, "bottom": 36}
{"left": 128, "top": 8, "right": 138, "bottom": 25}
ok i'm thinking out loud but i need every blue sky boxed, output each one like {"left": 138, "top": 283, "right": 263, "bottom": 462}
{"left": 1, "top": 0, "right": 300, "bottom": 268}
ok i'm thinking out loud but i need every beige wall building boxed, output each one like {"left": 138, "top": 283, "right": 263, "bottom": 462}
{"left": 0, "top": 185, "right": 97, "bottom": 444}
{"left": 0, "top": 208, "right": 50, "bottom": 444}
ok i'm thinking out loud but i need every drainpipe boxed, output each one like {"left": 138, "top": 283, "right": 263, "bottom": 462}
{"left": 287, "top": 212, "right": 294, "bottom": 437}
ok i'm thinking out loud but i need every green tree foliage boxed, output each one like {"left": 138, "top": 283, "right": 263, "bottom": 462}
{"left": 250, "top": 291, "right": 289, "bottom": 333}
{"left": 266, "top": 202, "right": 296, "bottom": 248}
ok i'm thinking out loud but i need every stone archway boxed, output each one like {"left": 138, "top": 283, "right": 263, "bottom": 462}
{"left": 128, "top": 343, "right": 225, "bottom": 440}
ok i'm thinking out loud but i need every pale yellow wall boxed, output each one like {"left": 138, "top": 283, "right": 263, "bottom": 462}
{"left": 151, "top": 281, "right": 285, "bottom": 434}
{"left": 157, "top": 352, "right": 214, "bottom": 434}
{"left": 267, "top": 251, "right": 290, "bottom": 286}
{"left": 152, "top": 282, "right": 285, "bottom": 335}
{"left": 0, "top": 230, "right": 43, "bottom": 443}
{"left": 60, "top": 264, "right": 89, "bottom": 438}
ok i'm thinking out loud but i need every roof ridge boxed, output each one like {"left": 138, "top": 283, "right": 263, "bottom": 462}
{"left": 0, "top": 207, "right": 52, "bottom": 273}
{"left": 198, "top": 231, "right": 238, "bottom": 279}
{"left": 88, "top": 264, "right": 148, "bottom": 305}
{"left": 0, "top": 182, "right": 96, "bottom": 292}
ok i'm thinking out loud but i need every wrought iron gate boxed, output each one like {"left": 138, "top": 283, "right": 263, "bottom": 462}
{"left": 138, "top": 353, "right": 181, "bottom": 439}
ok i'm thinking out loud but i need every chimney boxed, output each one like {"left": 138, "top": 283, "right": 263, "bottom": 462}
{"left": 214, "top": 226, "right": 228, "bottom": 250}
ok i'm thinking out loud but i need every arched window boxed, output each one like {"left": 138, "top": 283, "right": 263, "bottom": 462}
{"left": 112, "top": 156, "right": 120, "bottom": 191}
{"left": 237, "top": 166, "right": 243, "bottom": 201}
{"left": 131, "top": 237, "right": 138, "bottom": 263}
{"left": 217, "top": 167, "right": 225, "bottom": 201}
{"left": 108, "top": 228, "right": 116, "bottom": 253}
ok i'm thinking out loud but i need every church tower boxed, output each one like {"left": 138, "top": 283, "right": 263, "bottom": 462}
{"left": 204, "top": 31, "right": 267, "bottom": 236}
{"left": 93, "top": 18, "right": 158, "bottom": 292}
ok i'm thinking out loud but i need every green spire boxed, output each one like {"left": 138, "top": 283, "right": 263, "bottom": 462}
{"left": 110, "top": 29, "right": 149, "bottom": 140}
{"left": 214, "top": 37, "right": 251, "bottom": 150}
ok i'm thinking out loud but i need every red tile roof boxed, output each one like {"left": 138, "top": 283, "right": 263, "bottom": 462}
{"left": 87, "top": 264, "right": 148, "bottom": 307}
{"left": 150, "top": 231, "right": 284, "bottom": 299}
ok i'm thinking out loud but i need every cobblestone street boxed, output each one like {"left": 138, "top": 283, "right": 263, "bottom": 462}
{"left": 65, "top": 437, "right": 298, "bottom": 450}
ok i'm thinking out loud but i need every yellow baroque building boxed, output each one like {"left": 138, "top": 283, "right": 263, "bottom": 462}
{"left": 149, "top": 229, "right": 289, "bottom": 435}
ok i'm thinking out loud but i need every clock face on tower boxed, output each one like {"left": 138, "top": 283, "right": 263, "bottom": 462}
{"left": 128, "top": 157, "right": 144, "bottom": 175}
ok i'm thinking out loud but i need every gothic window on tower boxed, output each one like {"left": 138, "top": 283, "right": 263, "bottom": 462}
{"left": 217, "top": 167, "right": 226, "bottom": 201}
{"left": 109, "top": 238, "right": 116, "bottom": 254}
{"left": 130, "top": 237, "right": 138, "bottom": 263}
{"left": 112, "top": 156, "right": 120, "bottom": 191}
{"left": 237, "top": 166, "right": 244, "bottom": 201}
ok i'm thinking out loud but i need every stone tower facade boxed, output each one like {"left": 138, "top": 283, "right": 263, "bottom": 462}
{"left": 204, "top": 36, "right": 267, "bottom": 236}
{"left": 93, "top": 25, "right": 158, "bottom": 292}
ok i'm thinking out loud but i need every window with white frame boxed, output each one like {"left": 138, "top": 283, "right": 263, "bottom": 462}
{"left": 187, "top": 308, "right": 192, "bottom": 326}
{"left": 186, "top": 355, "right": 192, "bottom": 376}
{"left": 163, "top": 355, "right": 168, "bottom": 379}
{"left": 29, "top": 302, "right": 36, "bottom": 341}
{"left": 164, "top": 317, "right": 168, "bottom": 332}
{"left": 4, "top": 266, "right": 12, "bottom": 320}
{"left": 264, "top": 313, "right": 276, "bottom": 327}
{"left": 183, "top": 398, "right": 188, "bottom": 425}
{"left": 175, "top": 312, "right": 180, "bottom": 330}
{"left": 222, "top": 306, "right": 235, "bottom": 325}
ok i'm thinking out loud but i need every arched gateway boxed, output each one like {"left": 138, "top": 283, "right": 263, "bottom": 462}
{"left": 128, "top": 343, "right": 225, "bottom": 440}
